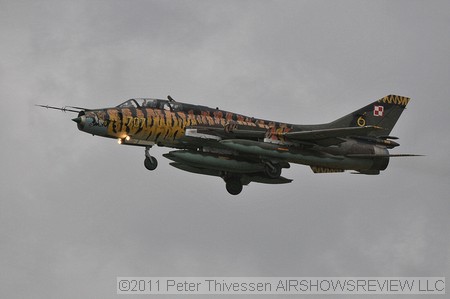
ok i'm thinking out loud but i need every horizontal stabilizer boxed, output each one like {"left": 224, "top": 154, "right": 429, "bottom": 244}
{"left": 346, "top": 153, "right": 424, "bottom": 158}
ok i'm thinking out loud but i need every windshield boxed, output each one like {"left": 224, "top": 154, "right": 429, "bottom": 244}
{"left": 117, "top": 99, "right": 139, "bottom": 108}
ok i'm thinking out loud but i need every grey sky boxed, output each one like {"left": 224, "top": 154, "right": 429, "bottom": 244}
{"left": 1, "top": 0, "right": 449, "bottom": 298}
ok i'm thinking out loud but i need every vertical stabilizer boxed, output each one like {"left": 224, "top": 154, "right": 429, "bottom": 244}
{"left": 328, "top": 95, "right": 410, "bottom": 136}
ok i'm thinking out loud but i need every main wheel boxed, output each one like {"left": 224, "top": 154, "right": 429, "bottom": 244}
{"left": 144, "top": 156, "right": 158, "bottom": 171}
{"left": 225, "top": 179, "right": 243, "bottom": 195}
{"left": 264, "top": 163, "right": 282, "bottom": 178}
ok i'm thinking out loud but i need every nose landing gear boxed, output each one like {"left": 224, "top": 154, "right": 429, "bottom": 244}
{"left": 144, "top": 146, "right": 158, "bottom": 171}
{"left": 264, "top": 162, "right": 282, "bottom": 178}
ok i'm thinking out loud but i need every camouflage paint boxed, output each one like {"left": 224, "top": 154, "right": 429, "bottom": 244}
{"left": 82, "top": 106, "right": 294, "bottom": 146}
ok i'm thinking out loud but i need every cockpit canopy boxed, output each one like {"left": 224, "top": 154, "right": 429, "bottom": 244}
{"left": 118, "top": 98, "right": 161, "bottom": 108}
{"left": 116, "top": 97, "right": 220, "bottom": 115}
{"left": 117, "top": 98, "right": 180, "bottom": 111}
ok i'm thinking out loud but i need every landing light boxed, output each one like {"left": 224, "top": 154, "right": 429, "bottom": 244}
{"left": 118, "top": 136, "right": 131, "bottom": 144}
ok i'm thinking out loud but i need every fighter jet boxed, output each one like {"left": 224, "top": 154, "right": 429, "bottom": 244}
{"left": 38, "top": 94, "right": 419, "bottom": 195}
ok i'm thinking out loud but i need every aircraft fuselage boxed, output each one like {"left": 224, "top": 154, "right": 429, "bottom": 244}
{"left": 38, "top": 95, "right": 415, "bottom": 195}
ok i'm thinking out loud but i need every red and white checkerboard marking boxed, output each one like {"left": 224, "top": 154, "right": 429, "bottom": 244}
{"left": 374, "top": 105, "right": 384, "bottom": 117}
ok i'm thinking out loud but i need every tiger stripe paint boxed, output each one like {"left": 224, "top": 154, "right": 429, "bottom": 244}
{"left": 377, "top": 95, "right": 410, "bottom": 107}
{"left": 84, "top": 106, "right": 293, "bottom": 146}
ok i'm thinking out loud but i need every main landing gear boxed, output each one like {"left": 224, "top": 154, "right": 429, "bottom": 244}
{"left": 222, "top": 162, "right": 283, "bottom": 196}
{"left": 144, "top": 146, "right": 158, "bottom": 171}
{"left": 224, "top": 175, "right": 243, "bottom": 195}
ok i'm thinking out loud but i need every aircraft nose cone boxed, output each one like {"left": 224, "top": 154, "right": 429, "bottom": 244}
{"left": 72, "top": 115, "right": 86, "bottom": 130}
{"left": 72, "top": 117, "right": 81, "bottom": 124}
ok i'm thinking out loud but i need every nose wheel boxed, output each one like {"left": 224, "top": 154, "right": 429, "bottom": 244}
{"left": 264, "top": 162, "right": 282, "bottom": 178}
{"left": 144, "top": 146, "right": 158, "bottom": 171}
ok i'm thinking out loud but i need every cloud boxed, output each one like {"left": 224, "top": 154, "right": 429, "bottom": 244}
{"left": 1, "top": 1, "right": 449, "bottom": 298}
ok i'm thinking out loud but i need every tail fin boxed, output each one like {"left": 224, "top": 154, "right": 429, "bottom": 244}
{"left": 328, "top": 95, "right": 410, "bottom": 136}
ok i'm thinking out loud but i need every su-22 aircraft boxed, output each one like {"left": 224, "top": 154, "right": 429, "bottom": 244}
{"left": 38, "top": 94, "right": 419, "bottom": 195}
